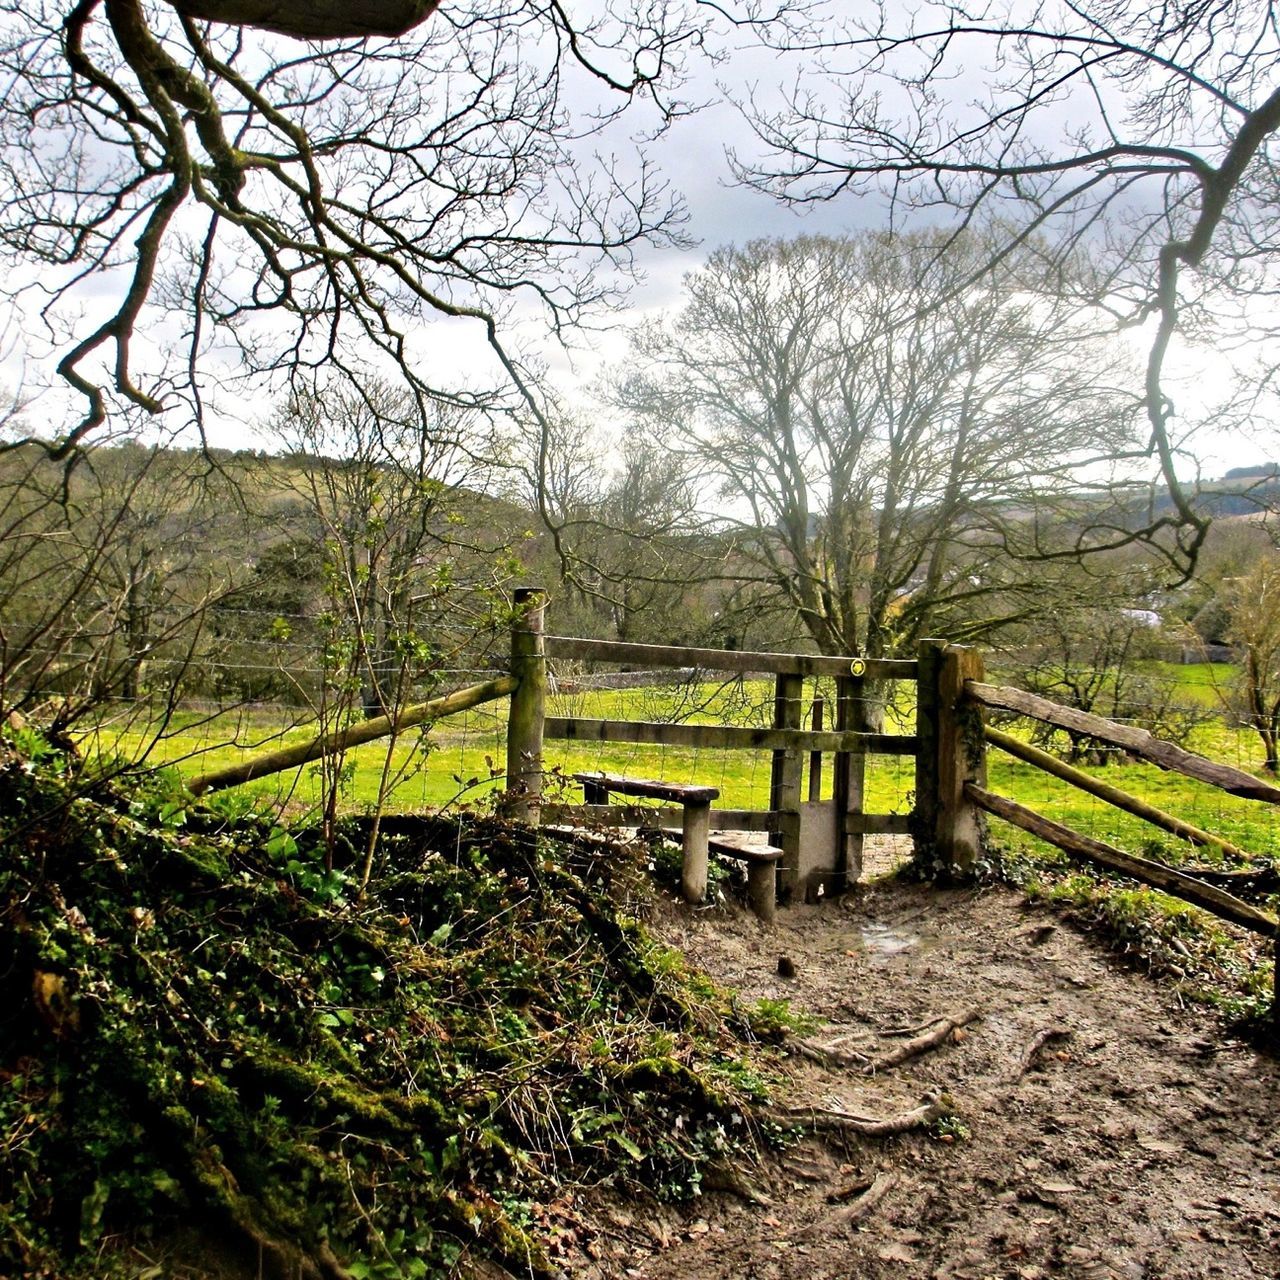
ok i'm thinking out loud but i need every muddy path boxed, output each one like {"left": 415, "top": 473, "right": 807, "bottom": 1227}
{"left": 578, "top": 861, "right": 1280, "bottom": 1280}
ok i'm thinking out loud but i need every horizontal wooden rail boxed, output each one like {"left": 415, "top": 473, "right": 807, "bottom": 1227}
{"left": 540, "top": 804, "right": 911, "bottom": 837}
{"left": 966, "top": 783, "right": 1278, "bottom": 938}
{"left": 542, "top": 804, "right": 782, "bottom": 831}
{"left": 188, "top": 675, "right": 518, "bottom": 795}
{"left": 545, "top": 716, "right": 917, "bottom": 755}
{"left": 544, "top": 635, "right": 917, "bottom": 681}
{"left": 984, "top": 725, "right": 1250, "bottom": 862}
{"left": 845, "top": 812, "right": 913, "bottom": 837}
{"left": 967, "top": 680, "right": 1280, "bottom": 804}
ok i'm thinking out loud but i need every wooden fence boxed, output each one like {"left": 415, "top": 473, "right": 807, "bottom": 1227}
{"left": 503, "top": 588, "right": 932, "bottom": 899}
{"left": 959, "top": 677, "right": 1279, "bottom": 1015}
{"left": 508, "top": 591, "right": 1277, "bottom": 1012}
{"left": 191, "top": 584, "right": 1278, "bottom": 1013}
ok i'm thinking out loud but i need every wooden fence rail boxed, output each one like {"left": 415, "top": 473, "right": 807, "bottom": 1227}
{"left": 968, "top": 680, "right": 1280, "bottom": 803}
{"left": 544, "top": 716, "right": 916, "bottom": 755}
{"left": 543, "top": 634, "right": 917, "bottom": 680}
{"left": 965, "top": 680, "right": 1278, "bottom": 1025}
{"left": 187, "top": 674, "right": 518, "bottom": 795}
{"left": 966, "top": 784, "right": 1278, "bottom": 939}
{"left": 983, "top": 725, "right": 1250, "bottom": 862}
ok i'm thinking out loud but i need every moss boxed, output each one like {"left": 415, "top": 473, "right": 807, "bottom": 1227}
{"left": 0, "top": 761, "right": 772, "bottom": 1278}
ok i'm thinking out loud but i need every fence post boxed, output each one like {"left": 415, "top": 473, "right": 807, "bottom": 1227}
{"left": 914, "top": 640, "right": 987, "bottom": 874}
{"left": 834, "top": 672, "right": 867, "bottom": 886}
{"left": 914, "top": 640, "right": 943, "bottom": 866}
{"left": 770, "top": 672, "right": 805, "bottom": 898}
{"left": 504, "top": 587, "right": 546, "bottom": 823}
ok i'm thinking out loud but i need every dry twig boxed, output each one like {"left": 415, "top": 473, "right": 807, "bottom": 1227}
{"left": 1015, "top": 1027, "right": 1073, "bottom": 1080}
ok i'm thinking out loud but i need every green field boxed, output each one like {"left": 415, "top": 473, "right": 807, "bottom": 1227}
{"left": 95, "top": 677, "right": 917, "bottom": 816}
{"left": 86, "top": 662, "right": 1280, "bottom": 865}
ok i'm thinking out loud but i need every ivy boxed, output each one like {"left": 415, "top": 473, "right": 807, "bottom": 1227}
{"left": 0, "top": 751, "right": 774, "bottom": 1277}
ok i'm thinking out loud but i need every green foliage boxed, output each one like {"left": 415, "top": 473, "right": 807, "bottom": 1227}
{"left": 1019, "top": 865, "right": 1274, "bottom": 1025}
{"left": 931, "top": 1114, "right": 971, "bottom": 1143}
{"left": 646, "top": 837, "right": 736, "bottom": 897}
{"left": 742, "top": 996, "right": 818, "bottom": 1042}
{"left": 0, "top": 761, "right": 772, "bottom": 1278}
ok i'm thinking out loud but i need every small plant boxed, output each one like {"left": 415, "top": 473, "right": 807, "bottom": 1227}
{"left": 932, "top": 1114, "right": 970, "bottom": 1144}
{"left": 743, "top": 996, "right": 817, "bottom": 1041}
{"left": 647, "top": 838, "right": 733, "bottom": 894}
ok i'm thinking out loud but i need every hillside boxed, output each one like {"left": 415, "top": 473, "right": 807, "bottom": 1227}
{"left": 3, "top": 735, "right": 1277, "bottom": 1278}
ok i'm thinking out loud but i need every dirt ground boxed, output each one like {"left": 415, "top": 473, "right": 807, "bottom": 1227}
{"left": 571, "top": 846, "right": 1280, "bottom": 1280}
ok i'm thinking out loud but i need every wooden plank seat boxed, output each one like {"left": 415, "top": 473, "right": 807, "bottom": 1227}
{"left": 573, "top": 772, "right": 718, "bottom": 904}
{"left": 573, "top": 771, "right": 719, "bottom": 806}
{"left": 708, "top": 832, "right": 783, "bottom": 923}
{"left": 571, "top": 773, "right": 781, "bottom": 921}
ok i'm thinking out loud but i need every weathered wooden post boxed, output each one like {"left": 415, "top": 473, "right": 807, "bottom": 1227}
{"left": 914, "top": 639, "right": 943, "bottom": 865}
{"left": 770, "top": 672, "right": 805, "bottom": 897}
{"left": 681, "top": 795, "right": 714, "bottom": 904}
{"left": 834, "top": 668, "right": 869, "bottom": 887}
{"left": 914, "top": 639, "right": 987, "bottom": 874}
{"left": 504, "top": 587, "right": 546, "bottom": 823}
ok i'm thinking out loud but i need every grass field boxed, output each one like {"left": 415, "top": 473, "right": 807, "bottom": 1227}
{"left": 78, "top": 659, "right": 1276, "bottom": 1019}
{"left": 84, "top": 661, "right": 1280, "bottom": 864}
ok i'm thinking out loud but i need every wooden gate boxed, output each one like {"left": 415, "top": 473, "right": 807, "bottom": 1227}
{"left": 504, "top": 588, "right": 954, "bottom": 900}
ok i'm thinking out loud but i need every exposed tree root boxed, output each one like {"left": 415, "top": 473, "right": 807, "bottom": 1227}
{"left": 793, "top": 1169, "right": 900, "bottom": 1240}
{"left": 830, "top": 1170, "right": 899, "bottom": 1228}
{"left": 790, "top": 1035, "right": 870, "bottom": 1069}
{"left": 1015, "top": 1027, "right": 1074, "bottom": 1080}
{"left": 865, "top": 1010, "right": 980, "bottom": 1073}
{"left": 768, "top": 1091, "right": 950, "bottom": 1137}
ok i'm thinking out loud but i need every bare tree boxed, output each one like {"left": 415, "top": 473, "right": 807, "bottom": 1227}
{"left": 0, "top": 0, "right": 784, "bottom": 459}
{"left": 617, "top": 230, "right": 1147, "bottom": 660}
{"left": 258, "top": 378, "right": 515, "bottom": 850}
{"left": 1003, "top": 599, "right": 1208, "bottom": 763}
{"left": 0, "top": 437, "right": 245, "bottom": 730}
{"left": 1225, "top": 554, "right": 1280, "bottom": 772}
{"left": 511, "top": 405, "right": 726, "bottom": 642}
{"left": 735, "top": 0, "right": 1280, "bottom": 578}
{"left": 268, "top": 378, "right": 504, "bottom": 716}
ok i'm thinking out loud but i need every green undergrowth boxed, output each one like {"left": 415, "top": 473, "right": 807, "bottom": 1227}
{"left": 0, "top": 745, "right": 789, "bottom": 1279}
{"left": 993, "top": 841, "right": 1276, "bottom": 1035}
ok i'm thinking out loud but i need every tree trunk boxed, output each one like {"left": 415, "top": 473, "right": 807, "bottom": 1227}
{"left": 166, "top": 0, "right": 441, "bottom": 39}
